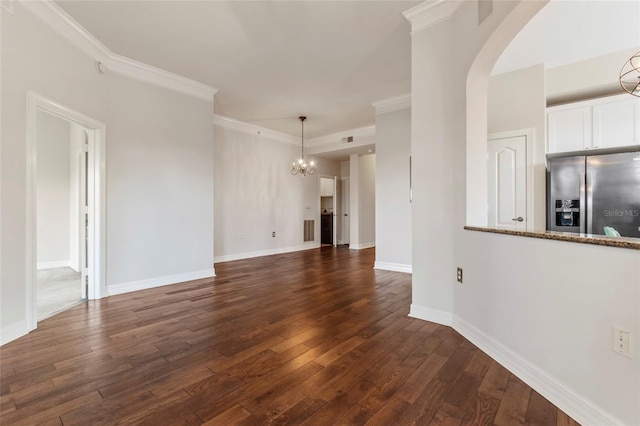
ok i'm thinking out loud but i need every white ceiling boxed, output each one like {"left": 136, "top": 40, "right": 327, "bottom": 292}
{"left": 56, "top": 0, "right": 419, "bottom": 140}
{"left": 493, "top": 0, "right": 640, "bottom": 76}
{"left": 54, "top": 0, "right": 640, "bottom": 161}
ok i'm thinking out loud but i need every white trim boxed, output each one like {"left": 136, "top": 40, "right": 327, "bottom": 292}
{"left": 214, "top": 243, "right": 319, "bottom": 264}
{"left": 307, "top": 125, "right": 376, "bottom": 147}
{"left": 18, "top": 0, "right": 217, "bottom": 102}
{"left": 372, "top": 94, "right": 411, "bottom": 115}
{"left": 349, "top": 242, "right": 375, "bottom": 250}
{"left": 37, "top": 260, "right": 69, "bottom": 270}
{"left": 1, "top": 0, "right": 14, "bottom": 14}
{"left": 373, "top": 261, "right": 412, "bottom": 274}
{"left": 408, "top": 304, "right": 453, "bottom": 326}
{"left": 27, "top": 92, "right": 107, "bottom": 332}
{"left": 0, "top": 319, "right": 29, "bottom": 346}
{"left": 109, "top": 53, "right": 217, "bottom": 102}
{"left": 402, "top": 0, "right": 463, "bottom": 34}
{"left": 453, "top": 316, "right": 624, "bottom": 426}
{"left": 488, "top": 128, "right": 536, "bottom": 232}
{"left": 214, "top": 115, "right": 299, "bottom": 145}
{"left": 108, "top": 268, "right": 216, "bottom": 296}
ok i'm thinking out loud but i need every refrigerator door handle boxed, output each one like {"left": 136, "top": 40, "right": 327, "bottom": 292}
{"left": 586, "top": 172, "right": 593, "bottom": 234}
{"left": 579, "top": 172, "right": 586, "bottom": 233}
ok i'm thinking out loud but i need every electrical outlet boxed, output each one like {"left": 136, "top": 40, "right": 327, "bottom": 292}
{"left": 272, "top": 231, "right": 276, "bottom": 238}
{"left": 456, "top": 267, "right": 463, "bottom": 283}
{"left": 613, "top": 326, "right": 631, "bottom": 358}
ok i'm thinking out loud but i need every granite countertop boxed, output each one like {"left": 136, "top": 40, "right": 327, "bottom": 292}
{"left": 464, "top": 226, "right": 640, "bottom": 250}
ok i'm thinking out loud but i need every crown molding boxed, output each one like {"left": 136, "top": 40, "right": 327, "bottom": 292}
{"left": 109, "top": 53, "right": 217, "bottom": 102}
{"left": 403, "top": 0, "right": 463, "bottom": 34}
{"left": 307, "top": 125, "right": 376, "bottom": 147}
{"left": 19, "top": 0, "right": 218, "bottom": 102}
{"left": 214, "top": 115, "right": 300, "bottom": 145}
{"left": 372, "top": 94, "right": 411, "bottom": 115}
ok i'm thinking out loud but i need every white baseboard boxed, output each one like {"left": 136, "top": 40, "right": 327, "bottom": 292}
{"left": 1, "top": 319, "right": 29, "bottom": 345}
{"left": 453, "top": 316, "right": 623, "bottom": 426}
{"left": 37, "top": 260, "right": 69, "bottom": 270}
{"left": 349, "top": 242, "right": 375, "bottom": 250}
{"left": 214, "top": 243, "right": 319, "bottom": 263}
{"left": 108, "top": 268, "right": 216, "bottom": 296}
{"left": 68, "top": 260, "right": 80, "bottom": 273}
{"left": 408, "top": 304, "right": 453, "bottom": 326}
{"left": 374, "top": 261, "right": 412, "bottom": 274}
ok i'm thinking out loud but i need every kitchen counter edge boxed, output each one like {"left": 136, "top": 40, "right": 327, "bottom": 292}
{"left": 463, "top": 226, "right": 640, "bottom": 250}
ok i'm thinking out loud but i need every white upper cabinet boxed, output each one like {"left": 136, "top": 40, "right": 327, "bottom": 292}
{"left": 592, "top": 98, "right": 640, "bottom": 149}
{"left": 548, "top": 106, "right": 591, "bottom": 153}
{"left": 547, "top": 94, "right": 640, "bottom": 154}
{"left": 320, "top": 177, "right": 334, "bottom": 197}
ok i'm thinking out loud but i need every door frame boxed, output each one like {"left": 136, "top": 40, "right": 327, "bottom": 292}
{"left": 26, "top": 92, "right": 107, "bottom": 331}
{"left": 488, "top": 128, "right": 536, "bottom": 232}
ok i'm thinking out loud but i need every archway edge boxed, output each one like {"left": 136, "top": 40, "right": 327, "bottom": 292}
{"left": 465, "top": 0, "right": 549, "bottom": 226}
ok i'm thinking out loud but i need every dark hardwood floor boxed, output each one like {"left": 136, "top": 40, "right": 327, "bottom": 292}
{"left": 0, "top": 247, "right": 579, "bottom": 425}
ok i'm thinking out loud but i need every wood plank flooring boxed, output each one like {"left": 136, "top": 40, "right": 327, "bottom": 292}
{"left": 0, "top": 247, "right": 580, "bottom": 425}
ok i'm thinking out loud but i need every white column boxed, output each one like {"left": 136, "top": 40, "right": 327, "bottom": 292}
{"left": 349, "top": 153, "right": 359, "bottom": 249}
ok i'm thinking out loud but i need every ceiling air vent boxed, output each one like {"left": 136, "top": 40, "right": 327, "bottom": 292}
{"left": 341, "top": 136, "right": 354, "bottom": 144}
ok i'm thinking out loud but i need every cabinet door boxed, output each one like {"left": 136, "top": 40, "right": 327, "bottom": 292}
{"left": 320, "top": 177, "right": 334, "bottom": 197}
{"left": 592, "top": 98, "right": 640, "bottom": 149}
{"left": 326, "top": 178, "right": 334, "bottom": 196}
{"left": 547, "top": 107, "right": 591, "bottom": 153}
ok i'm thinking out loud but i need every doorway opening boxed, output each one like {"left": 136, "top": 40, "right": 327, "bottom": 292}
{"left": 26, "top": 92, "right": 106, "bottom": 330}
{"left": 35, "top": 111, "right": 89, "bottom": 319}
{"left": 319, "top": 176, "right": 337, "bottom": 247}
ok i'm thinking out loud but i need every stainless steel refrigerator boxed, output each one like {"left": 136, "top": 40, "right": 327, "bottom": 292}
{"left": 547, "top": 151, "right": 640, "bottom": 238}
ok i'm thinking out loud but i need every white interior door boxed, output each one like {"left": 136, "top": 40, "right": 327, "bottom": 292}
{"left": 342, "top": 178, "right": 350, "bottom": 244}
{"left": 488, "top": 135, "right": 527, "bottom": 230}
{"left": 335, "top": 178, "right": 342, "bottom": 245}
{"left": 332, "top": 177, "right": 337, "bottom": 247}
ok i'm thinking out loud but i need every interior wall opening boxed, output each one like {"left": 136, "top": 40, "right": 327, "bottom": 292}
{"left": 27, "top": 92, "right": 107, "bottom": 330}
{"left": 35, "top": 110, "right": 90, "bottom": 320}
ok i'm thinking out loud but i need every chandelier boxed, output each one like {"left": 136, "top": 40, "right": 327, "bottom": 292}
{"left": 619, "top": 51, "right": 640, "bottom": 97}
{"left": 291, "top": 116, "right": 315, "bottom": 176}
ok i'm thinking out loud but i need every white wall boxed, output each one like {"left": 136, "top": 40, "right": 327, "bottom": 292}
{"left": 409, "top": 0, "right": 640, "bottom": 424}
{"left": 105, "top": 73, "right": 214, "bottom": 291}
{"left": 2, "top": 2, "right": 106, "bottom": 337}
{"left": 488, "top": 64, "right": 546, "bottom": 231}
{"left": 357, "top": 154, "right": 375, "bottom": 249}
{"left": 410, "top": 18, "right": 454, "bottom": 324}
{"left": 1, "top": 2, "right": 215, "bottom": 340}
{"left": 546, "top": 46, "right": 640, "bottom": 104}
{"left": 340, "top": 160, "right": 350, "bottom": 178}
{"left": 374, "top": 107, "right": 411, "bottom": 272}
{"left": 36, "top": 110, "right": 71, "bottom": 266}
{"left": 348, "top": 153, "right": 376, "bottom": 250}
{"left": 349, "top": 154, "right": 360, "bottom": 248}
{"left": 458, "top": 231, "right": 640, "bottom": 426}
{"left": 213, "top": 124, "right": 339, "bottom": 262}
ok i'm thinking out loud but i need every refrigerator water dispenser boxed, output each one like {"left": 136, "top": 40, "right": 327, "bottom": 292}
{"left": 555, "top": 199, "right": 580, "bottom": 227}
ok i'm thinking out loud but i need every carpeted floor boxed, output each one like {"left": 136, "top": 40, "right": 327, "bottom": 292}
{"left": 37, "top": 267, "right": 84, "bottom": 320}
